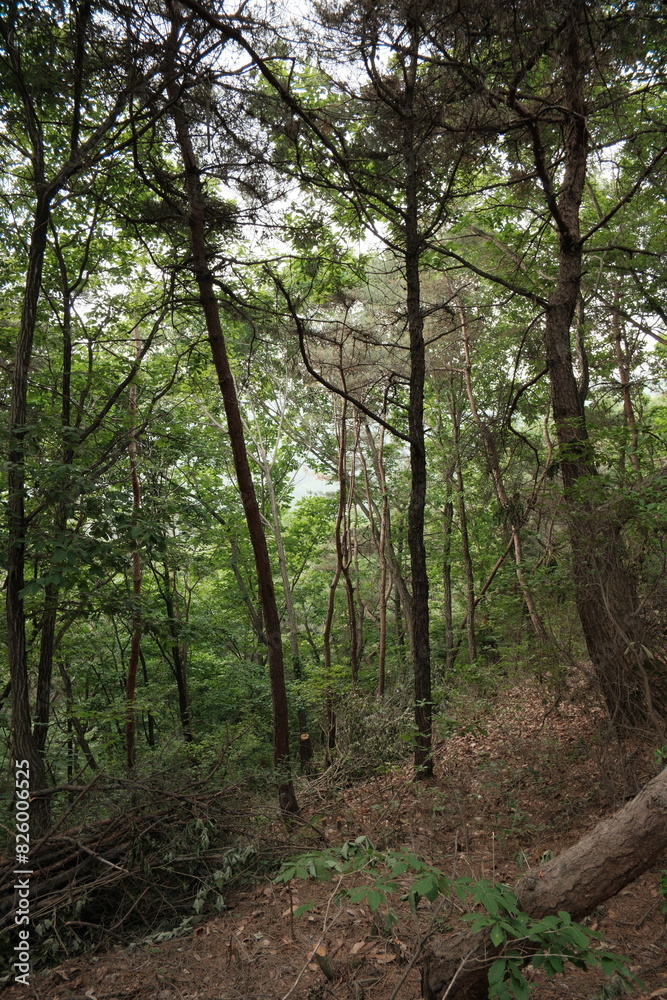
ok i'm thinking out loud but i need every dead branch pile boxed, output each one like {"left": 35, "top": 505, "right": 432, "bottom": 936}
{"left": 0, "top": 770, "right": 262, "bottom": 960}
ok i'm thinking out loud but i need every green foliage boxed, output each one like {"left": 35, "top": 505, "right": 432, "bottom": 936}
{"left": 659, "top": 870, "right": 667, "bottom": 920}
{"left": 276, "top": 839, "right": 634, "bottom": 999}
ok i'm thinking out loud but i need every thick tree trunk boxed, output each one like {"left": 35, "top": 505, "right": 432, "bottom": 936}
{"left": 422, "top": 765, "right": 667, "bottom": 1000}
{"left": 166, "top": 21, "right": 298, "bottom": 813}
{"left": 529, "top": 4, "right": 667, "bottom": 726}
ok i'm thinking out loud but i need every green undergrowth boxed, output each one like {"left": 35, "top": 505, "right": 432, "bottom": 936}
{"left": 276, "top": 836, "right": 636, "bottom": 1000}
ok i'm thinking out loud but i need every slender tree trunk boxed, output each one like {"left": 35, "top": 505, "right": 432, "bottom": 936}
{"left": 160, "top": 561, "right": 193, "bottom": 742}
{"left": 34, "top": 236, "right": 75, "bottom": 760}
{"left": 7, "top": 189, "right": 52, "bottom": 834}
{"left": 450, "top": 394, "right": 477, "bottom": 664}
{"left": 612, "top": 304, "right": 641, "bottom": 475}
{"left": 442, "top": 490, "right": 455, "bottom": 674}
{"left": 460, "top": 302, "right": 548, "bottom": 643}
{"left": 246, "top": 416, "right": 302, "bottom": 670}
{"left": 404, "top": 28, "right": 432, "bottom": 776}
{"left": 166, "top": 20, "right": 298, "bottom": 812}
{"left": 126, "top": 335, "right": 142, "bottom": 772}
{"left": 341, "top": 432, "right": 360, "bottom": 684}
{"left": 363, "top": 421, "right": 413, "bottom": 642}
{"left": 58, "top": 662, "right": 98, "bottom": 773}
{"left": 248, "top": 435, "right": 313, "bottom": 767}
{"left": 323, "top": 400, "right": 348, "bottom": 764}
{"left": 140, "top": 649, "right": 155, "bottom": 748}
{"left": 360, "top": 422, "right": 390, "bottom": 696}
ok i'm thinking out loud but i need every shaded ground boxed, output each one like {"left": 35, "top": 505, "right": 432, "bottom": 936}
{"left": 4, "top": 677, "right": 667, "bottom": 1000}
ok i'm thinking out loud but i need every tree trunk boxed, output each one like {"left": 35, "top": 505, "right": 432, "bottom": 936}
{"left": 34, "top": 233, "right": 76, "bottom": 760}
{"left": 166, "top": 17, "right": 298, "bottom": 813}
{"left": 442, "top": 491, "right": 455, "bottom": 674}
{"left": 459, "top": 301, "right": 547, "bottom": 643}
{"left": 160, "top": 561, "right": 193, "bottom": 742}
{"left": 529, "top": 4, "right": 663, "bottom": 726}
{"left": 422, "top": 765, "right": 667, "bottom": 1000}
{"left": 360, "top": 421, "right": 390, "bottom": 696}
{"left": 450, "top": 395, "right": 477, "bottom": 664}
{"left": 245, "top": 411, "right": 302, "bottom": 672}
{"left": 7, "top": 189, "right": 52, "bottom": 835}
{"left": 125, "top": 337, "right": 142, "bottom": 772}
{"left": 404, "top": 27, "right": 432, "bottom": 777}
{"left": 612, "top": 302, "right": 640, "bottom": 476}
{"left": 363, "top": 420, "right": 413, "bottom": 644}
{"left": 323, "top": 399, "right": 348, "bottom": 764}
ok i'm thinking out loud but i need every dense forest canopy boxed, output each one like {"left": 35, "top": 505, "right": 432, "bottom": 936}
{"left": 2, "top": 0, "right": 667, "bottom": 834}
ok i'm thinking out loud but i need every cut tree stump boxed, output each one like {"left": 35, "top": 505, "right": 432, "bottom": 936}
{"left": 421, "top": 766, "right": 667, "bottom": 1000}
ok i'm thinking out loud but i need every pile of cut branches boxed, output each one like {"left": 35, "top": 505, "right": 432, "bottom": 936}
{"left": 0, "top": 767, "right": 264, "bottom": 965}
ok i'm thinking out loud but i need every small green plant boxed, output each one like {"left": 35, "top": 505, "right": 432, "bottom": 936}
{"left": 659, "top": 869, "right": 667, "bottom": 918}
{"left": 276, "top": 838, "right": 634, "bottom": 1000}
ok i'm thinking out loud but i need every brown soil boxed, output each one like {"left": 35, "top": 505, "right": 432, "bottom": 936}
{"left": 3, "top": 680, "right": 667, "bottom": 1000}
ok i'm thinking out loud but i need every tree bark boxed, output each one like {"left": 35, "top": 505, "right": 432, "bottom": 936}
{"left": 363, "top": 421, "right": 413, "bottom": 644}
{"left": 404, "top": 21, "right": 432, "bottom": 778}
{"left": 450, "top": 394, "right": 477, "bottom": 665}
{"left": 7, "top": 189, "right": 52, "bottom": 835}
{"left": 166, "top": 14, "right": 298, "bottom": 813}
{"left": 323, "top": 399, "right": 348, "bottom": 764}
{"left": 612, "top": 302, "right": 640, "bottom": 476}
{"left": 125, "top": 335, "right": 142, "bottom": 772}
{"left": 422, "top": 765, "right": 667, "bottom": 1000}
{"left": 360, "top": 421, "right": 390, "bottom": 696}
{"left": 539, "top": 7, "right": 662, "bottom": 727}
{"left": 158, "top": 560, "right": 193, "bottom": 742}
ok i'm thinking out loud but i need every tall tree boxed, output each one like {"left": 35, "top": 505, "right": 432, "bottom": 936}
{"left": 1, "top": 0, "right": 164, "bottom": 827}
{"left": 163, "top": 5, "right": 298, "bottom": 813}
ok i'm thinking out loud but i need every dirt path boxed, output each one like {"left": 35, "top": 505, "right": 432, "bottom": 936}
{"left": 3, "top": 681, "right": 666, "bottom": 1000}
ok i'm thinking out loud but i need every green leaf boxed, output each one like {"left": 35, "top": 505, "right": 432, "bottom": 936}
{"left": 488, "top": 957, "right": 507, "bottom": 986}
{"left": 490, "top": 924, "right": 506, "bottom": 947}
{"left": 366, "top": 889, "right": 384, "bottom": 912}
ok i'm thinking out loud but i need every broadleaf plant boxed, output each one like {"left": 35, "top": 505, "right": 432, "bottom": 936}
{"left": 275, "top": 838, "right": 636, "bottom": 1000}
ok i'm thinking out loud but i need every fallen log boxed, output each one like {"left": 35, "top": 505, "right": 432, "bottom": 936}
{"left": 422, "top": 765, "right": 667, "bottom": 1000}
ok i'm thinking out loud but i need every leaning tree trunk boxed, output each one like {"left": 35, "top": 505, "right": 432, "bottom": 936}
{"left": 422, "top": 764, "right": 667, "bottom": 1000}
{"left": 166, "top": 15, "right": 298, "bottom": 814}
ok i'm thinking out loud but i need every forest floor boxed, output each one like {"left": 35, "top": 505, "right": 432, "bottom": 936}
{"left": 4, "top": 675, "right": 667, "bottom": 1000}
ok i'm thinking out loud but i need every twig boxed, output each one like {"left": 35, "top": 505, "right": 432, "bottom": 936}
{"left": 441, "top": 945, "right": 479, "bottom": 1000}
{"left": 281, "top": 906, "right": 344, "bottom": 1000}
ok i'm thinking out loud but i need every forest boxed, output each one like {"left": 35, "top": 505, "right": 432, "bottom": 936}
{"left": 2, "top": 1, "right": 667, "bottom": 998}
